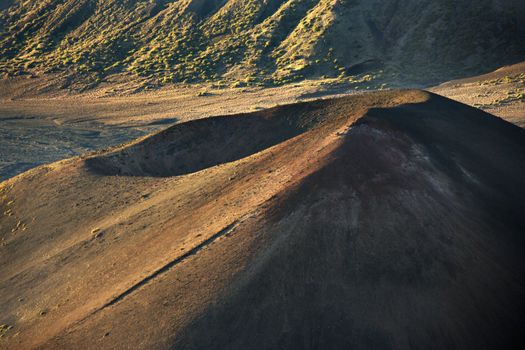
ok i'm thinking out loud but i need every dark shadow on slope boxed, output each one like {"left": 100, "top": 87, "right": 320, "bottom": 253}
{"left": 171, "top": 95, "right": 525, "bottom": 350}
{"left": 0, "top": 0, "right": 13, "bottom": 10}
{"left": 48, "top": 0, "right": 96, "bottom": 49}
{"left": 254, "top": 0, "right": 288, "bottom": 25}
{"left": 357, "top": 92, "right": 525, "bottom": 232}
{"left": 85, "top": 101, "right": 329, "bottom": 177}
{"left": 187, "top": 0, "right": 229, "bottom": 19}
{"left": 345, "top": 59, "right": 384, "bottom": 75}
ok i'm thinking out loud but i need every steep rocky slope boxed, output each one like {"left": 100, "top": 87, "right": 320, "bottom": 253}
{"left": 1, "top": 0, "right": 524, "bottom": 90}
{"left": 1, "top": 90, "right": 524, "bottom": 349}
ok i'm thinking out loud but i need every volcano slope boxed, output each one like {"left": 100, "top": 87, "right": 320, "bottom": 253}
{"left": 431, "top": 61, "right": 525, "bottom": 128}
{"left": 0, "top": 90, "right": 524, "bottom": 349}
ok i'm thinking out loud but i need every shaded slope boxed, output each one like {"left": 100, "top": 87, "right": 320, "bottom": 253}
{"left": 174, "top": 94, "right": 525, "bottom": 349}
{"left": 84, "top": 101, "right": 324, "bottom": 176}
{"left": 431, "top": 61, "right": 525, "bottom": 128}
{"left": 0, "top": 91, "right": 524, "bottom": 349}
{"left": 0, "top": 0, "right": 524, "bottom": 90}
{"left": 0, "top": 90, "right": 415, "bottom": 349}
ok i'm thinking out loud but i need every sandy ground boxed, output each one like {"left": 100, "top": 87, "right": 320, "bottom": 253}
{"left": 0, "top": 90, "right": 523, "bottom": 349}
{"left": 0, "top": 61, "right": 523, "bottom": 181}
{"left": 0, "top": 77, "right": 365, "bottom": 127}
{"left": 430, "top": 61, "right": 525, "bottom": 127}
{"left": 0, "top": 81, "right": 353, "bottom": 181}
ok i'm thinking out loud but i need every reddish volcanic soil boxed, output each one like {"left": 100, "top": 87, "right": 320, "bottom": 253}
{"left": 0, "top": 90, "right": 524, "bottom": 349}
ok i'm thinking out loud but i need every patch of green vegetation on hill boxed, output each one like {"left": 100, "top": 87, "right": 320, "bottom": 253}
{"left": 0, "top": 0, "right": 523, "bottom": 91}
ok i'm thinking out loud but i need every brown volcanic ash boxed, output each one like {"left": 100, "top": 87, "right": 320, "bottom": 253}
{"left": 0, "top": 91, "right": 524, "bottom": 349}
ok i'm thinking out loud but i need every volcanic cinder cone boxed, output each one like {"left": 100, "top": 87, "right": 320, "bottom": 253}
{"left": 0, "top": 90, "right": 524, "bottom": 349}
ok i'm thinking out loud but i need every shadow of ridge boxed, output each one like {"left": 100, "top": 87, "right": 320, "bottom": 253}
{"left": 357, "top": 92, "right": 525, "bottom": 194}
{"left": 170, "top": 93, "right": 525, "bottom": 350}
{"left": 84, "top": 100, "right": 329, "bottom": 177}
{"left": 356, "top": 92, "right": 525, "bottom": 237}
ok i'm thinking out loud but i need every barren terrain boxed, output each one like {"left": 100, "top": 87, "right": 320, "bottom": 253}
{"left": 1, "top": 1, "right": 524, "bottom": 349}
{"left": 1, "top": 60, "right": 525, "bottom": 182}
{"left": 431, "top": 61, "right": 525, "bottom": 128}
{"left": 1, "top": 90, "right": 524, "bottom": 349}
{"left": 0, "top": 80, "right": 353, "bottom": 180}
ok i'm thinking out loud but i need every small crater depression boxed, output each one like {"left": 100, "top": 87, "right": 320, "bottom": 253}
{"left": 85, "top": 104, "right": 324, "bottom": 177}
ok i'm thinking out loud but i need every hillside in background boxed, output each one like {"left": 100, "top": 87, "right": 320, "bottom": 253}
{"left": 1, "top": 0, "right": 524, "bottom": 91}
{"left": 2, "top": 2, "right": 525, "bottom": 348}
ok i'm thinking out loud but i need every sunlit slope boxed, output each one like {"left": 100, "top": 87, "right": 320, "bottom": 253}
{"left": 0, "top": 90, "right": 524, "bottom": 349}
{"left": 1, "top": 0, "right": 523, "bottom": 89}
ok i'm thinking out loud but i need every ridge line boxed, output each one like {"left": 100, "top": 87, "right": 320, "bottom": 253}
{"left": 98, "top": 220, "right": 240, "bottom": 311}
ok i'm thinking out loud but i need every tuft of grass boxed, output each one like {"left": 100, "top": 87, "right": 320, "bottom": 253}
{"left": 0, "top": 324, "right": 13, "bottom": 338}
{"left": 196, "top": 89, "right": 210, "bottom": 97}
